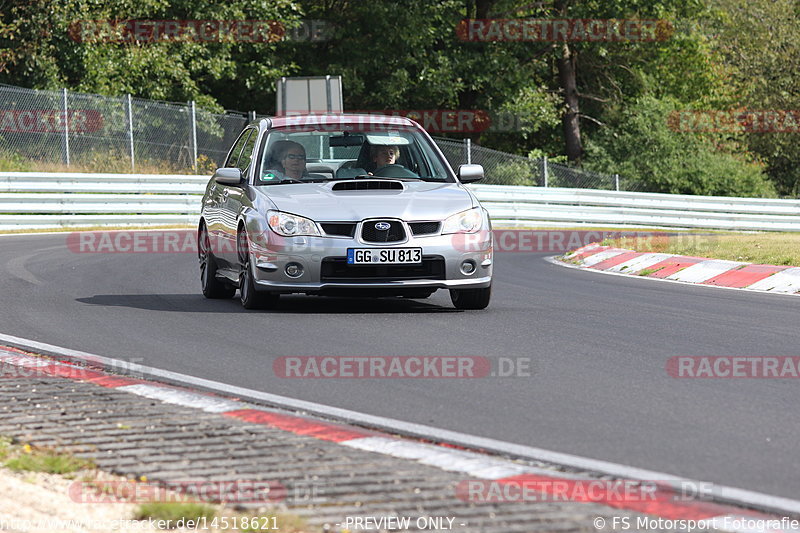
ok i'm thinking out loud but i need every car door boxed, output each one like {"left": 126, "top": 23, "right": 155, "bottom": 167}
{"left": 210, "top": 128, "right": 252, "bottom": 268}
{"left": 221, "top": 128, "right": 258, "bottom": 268}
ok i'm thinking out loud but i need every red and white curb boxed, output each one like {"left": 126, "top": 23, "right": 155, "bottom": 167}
{"left": 561, "top": 244, "right": 800, "bottom": 295}
{"left": 1, "top": 339, "right": 799, "bottom": 532}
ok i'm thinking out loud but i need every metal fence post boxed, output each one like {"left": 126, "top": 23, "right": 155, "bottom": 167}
{"left": 248, "top": 111, "right": 256, "bottom": 122}
{"left": 190, "top": 100, "right": 198, "bottom": 172}
{"left": 614, "top": 173, "right": 620, "bottom": 191}
{"left": 61, "top": 88, "right": 70, "bottom": 166}
{"left": 126, "top": 94, "right": 135, "bottom": 171}
{"left": 543, "top": 156, "right": 548, "bottom": 187}
{"left": 465, "top": 138, "right": 472, "bottom": 164}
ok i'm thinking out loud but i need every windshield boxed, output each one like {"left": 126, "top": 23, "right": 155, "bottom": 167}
{"left": 256, "top": 125, "right": 454, "bottom": 184}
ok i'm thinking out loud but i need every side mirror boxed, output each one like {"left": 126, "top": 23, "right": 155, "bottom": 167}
{"left": 458, "top": 164, "right": 484, "bottom": 183}
{"left": 213, "top": 167, "right": 243, "bottom": 185}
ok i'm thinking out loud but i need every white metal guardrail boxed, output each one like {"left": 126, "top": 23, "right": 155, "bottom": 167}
{"left": 1, "top": 172, "right": 799, "bottom": 232}
{"left": 0, "top": 172, "right": 206, "bottom": 230}
{"left": 477, "top": 184, "right": 800, "bottom": 232}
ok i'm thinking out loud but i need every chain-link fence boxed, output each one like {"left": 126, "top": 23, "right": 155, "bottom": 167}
{"left": 0, "top": 84, "right": 250, "bottom": 173}
{"left": 433, "top": 136, "right": 642, "bottom": 191}
{"left": 0, "top": 83, "right": 640, "bottom": 189}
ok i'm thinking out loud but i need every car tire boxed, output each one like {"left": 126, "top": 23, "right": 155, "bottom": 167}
{"left": 199, "top": 224, "right": 235, "bottom": 299}
{"left": 450, "top": 284, "right": 491, "bottom": 310}
{"left": 237, "top": 229, "right": 279, "bottom": 310}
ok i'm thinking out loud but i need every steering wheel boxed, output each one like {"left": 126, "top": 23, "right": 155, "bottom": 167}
{"left": 372, "top": 164, "right": 419, "bottom": 179}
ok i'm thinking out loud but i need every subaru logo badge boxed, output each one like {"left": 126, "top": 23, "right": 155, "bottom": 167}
{"left": 375, "top": 222, "right": 391, "bottom": 231}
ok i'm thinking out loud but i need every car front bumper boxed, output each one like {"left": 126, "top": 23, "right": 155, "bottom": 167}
{"left": 248, "top": 230, "right": 493, "bottom": 294}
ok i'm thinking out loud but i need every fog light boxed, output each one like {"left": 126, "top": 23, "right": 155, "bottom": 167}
{"left": 285, "top": 262, "right": 304, "bottom": 278}
{"left": 460, "top": 260, "right": 476, "bottom": 275}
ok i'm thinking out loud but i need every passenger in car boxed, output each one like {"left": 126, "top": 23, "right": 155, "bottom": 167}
{"left": 367, "top": 145, "right": 400, "bottom": 174}
{"left": 262, "top": 140, "right": 326, "bottom": 181}
{"left": 271, "top": 141, "right": 307, "bottom": 180}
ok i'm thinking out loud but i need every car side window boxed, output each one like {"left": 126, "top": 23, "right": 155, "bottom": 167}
{"left": 224, "top": 129, "right": 252, "bottom": 169}
{"left": 237, "top": 129, "right": 258, "bottom": 175}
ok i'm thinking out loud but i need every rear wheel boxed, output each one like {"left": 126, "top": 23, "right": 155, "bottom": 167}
{"left": 450, "top": 284, "right": 491, "bottom": 310}
{"left": 199, "top": 225, "right": 235, "bottom": 299}
{"left": 237, "top": 229, "right": 279, "bottom": 310}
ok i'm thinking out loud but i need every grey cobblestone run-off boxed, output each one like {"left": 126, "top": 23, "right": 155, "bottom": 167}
{"left": 0, "top": 372, "right": 701, "bottom": 532}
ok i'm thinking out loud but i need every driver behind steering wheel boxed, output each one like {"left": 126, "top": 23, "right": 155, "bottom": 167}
{"left": 367, "top": 145, "right": 400, "bottom": 175}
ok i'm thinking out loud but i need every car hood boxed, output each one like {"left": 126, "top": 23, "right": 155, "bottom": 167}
{"left": 258, "top": 181, "right": 476, "bottom": 221}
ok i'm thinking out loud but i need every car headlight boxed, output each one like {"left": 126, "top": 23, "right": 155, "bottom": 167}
{"left": 442, "top": 207, "right": 483, "bottom": 234}
{"left": 267, "top": 210, "right": 320, "bottom": 236}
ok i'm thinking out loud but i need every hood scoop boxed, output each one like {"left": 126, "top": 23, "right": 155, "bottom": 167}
{"left": 332, "top": 180, "right": 404, "bottom": 191}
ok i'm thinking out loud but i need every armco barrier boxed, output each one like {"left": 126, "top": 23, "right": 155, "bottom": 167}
{"left": 1, "top": 172, "right": 799, "bottom": 232}
{"left": 476, "top": 184, "right": 800, "bottom": 232}
{"left": 0, "top": 172, "right": 206, "bottom": 230}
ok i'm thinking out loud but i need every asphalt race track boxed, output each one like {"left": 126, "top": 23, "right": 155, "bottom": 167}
{"left": 1, "top": 232, "right": 799, "bottom": 500}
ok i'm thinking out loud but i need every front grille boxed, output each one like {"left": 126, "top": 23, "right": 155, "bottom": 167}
{"left": 361, "top": 220, "right": 405, "bottom": 242}
{"left": 321, "top": 256, "right": 446, "bottom": 282}
{"left": 321, "top": 223, "right": 356, "bottom": 237}
{"left": 409, "top": 221, "right": 440, "bottom": 235}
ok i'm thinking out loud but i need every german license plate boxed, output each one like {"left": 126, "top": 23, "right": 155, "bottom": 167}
{"left": 347, "top": 248, "right": 422, "bottom": 265}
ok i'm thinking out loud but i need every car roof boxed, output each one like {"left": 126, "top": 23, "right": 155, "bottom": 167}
{"left": 262, "top": 113, "right": 417, "bottom": 129}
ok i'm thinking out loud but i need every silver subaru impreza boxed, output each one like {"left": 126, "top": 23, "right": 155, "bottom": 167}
{"left": 198, "top": 114, "right": 493, "bottom": 309}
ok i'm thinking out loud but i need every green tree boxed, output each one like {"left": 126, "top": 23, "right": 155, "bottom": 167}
{"left": 512, "top": 0, "right": 728, "bottom": 164}
{"left": 585, "top": 96, "right": 775, "bottom": 196}
{"left": 704, "top": 0, "right": 800, "bottom": 195}
{"left": 0, "top": 0, "right": 300, "bottom": 108}
{"left": 290, "top": 0, "right": 560, "bottom": 141}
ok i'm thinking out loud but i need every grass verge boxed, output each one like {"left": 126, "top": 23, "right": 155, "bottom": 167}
{"left": 0, "top": 154, "right": 208, "bottom": 175}
{"left": 133, "top": 502, "right": 217, "bottom": 523}
{"left": 600, "top": 232, "right": 800, "bottom": 267}
{"left": 1, "top": 438, "right": 94, "bottom": 475}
